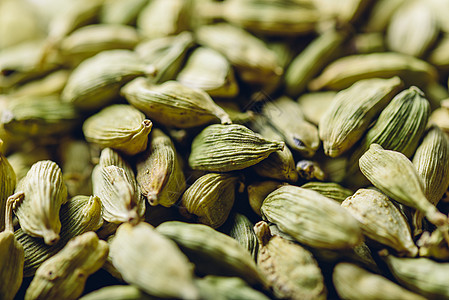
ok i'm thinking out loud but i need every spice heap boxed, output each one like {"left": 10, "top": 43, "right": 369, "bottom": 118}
{"left": 1, "top": 0, "right": 449, "bottom": 299}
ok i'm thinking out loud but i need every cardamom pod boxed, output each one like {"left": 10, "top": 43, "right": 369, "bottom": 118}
{"left": 333, "top": 262, "right": 425, "bottom": 300}
{"left": 136, "top": 129, "right": 185, "bottom": 207}
{"left": 16, "top": 195, "right": 103, "bottom": 277}
{"left": 189, "top": 124, "right": 284, "bottom": 172}
{"left": 247, "top": 180, "right": 285, "bottom": 216}
{"left": 122, "top": 78, "right": 231, "bottom": 128}
{"left": 319, "top": 77, "right": 403, "bottom": 157}
{"left": 296, "top": 91, "right": 337, "bottom": 126}
{"left": 296, "top": 160, "right": 326, "bottom": 181}
{"left": 14, "top": 160, "right": 68, "bottom": 245}
{"left": 254, "top": 221, "right": 327, "bottom": 300}
{"left": 0, "top": 140, "right": 16, "bottom": 232}
{"left": 97, "top": 147, "right": 135, "bottom": 180}
{"left": 261, "top": 185, "right": 363, "bottom": 249}
{"left": 300, "top": 181, "right": 353, "bottom": 203}
{"left": 110, "top": 222, "right": 199, "bottom": 299}
{"left": 180, "top": 172, "right": 239, "bottom": 228}
{"left": 156, "top": 221, "right": 267, "bottom": 286}
{"left": 428, "top": 34, "right": 449, "bottom": 70}
{"left": 25, "top": 232, "right": 109, "bottom": 300}
{"left": 220, "top": 213, "right": 258, "bottom": 261}
{"left": 196, "top": 275, "right": 270, "bottom": 300}
{"left": 341, "top": 188, "right": 418, "bottom": 257}
{"left": 83, "top": 104, "right": 152, "bottom": 156}
{"left": 10, "top": 70, "right": 70, "bottom": 98}
{"left": 79, "top": 285, "right": 154, "bottom": 300}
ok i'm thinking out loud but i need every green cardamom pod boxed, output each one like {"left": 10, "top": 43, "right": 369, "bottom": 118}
{"left": 0, "top": 140, "right": 16, "bottom": 232}
{"left": 247, "top": 180, "right": 285, "bottom": 216}
{"left": 25, "top": 232, "right": 109, "bottom": 300}
{"left": 296, "top": 91, "right": 337, "bottom": 126}
{"left": 196, "top": 275, "right": 270, "bottom": 300}
{"left": 79, "top": 285, "right": 155, "bottom": 300}
{"left": 110, "top": 222, "right": 199, "bottom": 300}
{"left": 300, "top": 181, "right": 353, "bottom": 203}
{"left": 14, "top": 160, "right": 68, "bottom": 245}
{"left": 189, "top": 124, "right": 284, "bottom": 172}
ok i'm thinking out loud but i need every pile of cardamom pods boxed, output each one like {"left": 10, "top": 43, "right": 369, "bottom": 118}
{"left": 2, "top": 0, "right": 449, "bottom": 299}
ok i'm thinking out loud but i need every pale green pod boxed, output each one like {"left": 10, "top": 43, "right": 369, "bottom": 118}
{"left": 92, "top": 165, "right": 145, "bottom": 224}
{"left": 14, "top": 160, "right": 68, "bottom": 245}
{"left": 135, "top": 32, "right": 195, "bottom": 83}
{"left": 196, "top": 23, "right": 283, "bottom": 84}
{"left": 364, "top": 0, "right": 406, "bottom": 32}
{"left": 25, "top": 232, "right": 109, "bottom": 300}
{"left": 136, "top": 129, "right": 185, "bottom": 207}
{"left": 254, "top": 221, "right": 327, "bottom": 300}
{"left": 61, "top": 50, "right": 154, "bottom": 111}
{"left": 313, "top": 0, "right": 370, "bottom": 23}
{"left": 0, "top": 40, "right": 59, "bottom": 92}
{"left": 262, "top": 96, "right": 320, "bottom": 157}
{"left": 342, "top": 189, "right": 418, "bottom": 257}
{"left": 387, "top": 0, "right": 438, "bottom": 58}
{"left": 0, "top": 141, "right": 16, "bottom": 232}
{"left": 6, "top": 147, "right": 51, "bottom": 182}
{"left": 221, "top": 213, "right": 259, "bottom": 261}
{"left": 97, "top": 148, "right": 135, "bottom": 182}
{"left": 430, "top": 107, "right": 449, "bottom": 133}
{"left": 177, "top": 47, "right": 239, "bottom": 98}
{"left": 196, "top": 276, "right": 270, "bottom": 300}
{"left": 16, "top": 195, "right": 103, "bottom": 277}
{"left": 189, "top": 124, "right": 284, "bottom": 172}
{"left": 137, "top": 0, "right": 191, "bottom": 39}
{"left": 100, "top": 0, "right": 149, "bottom": 25}
{"left": 80, "top": 285, "right": 155, "bottom": 300}
{"left": 10, "top": 70, "right": 70, "bottom": 98}
{"left": 252, "top": 146, "right": 298, "bottom": 183}
{"left": 285, "top": 29, "right": 346, "bottom": 97}
{"left": 297, "top": 91, "right": 337, "bottom": 126}
{"left": 333, "top": 262, "right": 425, "bottom": 300}
{"left": 219, "top": 0, "right": 319, "bottom": 36}
{"left": 261, "top": 185, "right": 363, "bottom": 249}
{"left": 180, "top": 173, "right": 239, "bottom": 228}
{"left": 296, "top": 160, "right": 326, "bottom": 181}
{"left": 0, "top": 193, "right": 24, "bottom": 300}
{"left": 110, "top": 222, "right": 199, "bottom": 300}
{"left": 412, "top": 126, "right": 449, "bottom": 236}
{"left": 348, "top": 32, "right": 385, "bottom": 54}
{"left": 1, "top": 95, "right": 80, "bottom": 137}
{"left": 309, "top": 53, "right": 438, "bottom": 91}
{"left": 359, "top": 144, "right": 448, "bottom": 230}
{"left": 59, "top": 139, "right": 93, "bottom": 197}
{"left": 157, "top": 221, "right": 267, "bottom": 287}
{"left": 346, "top": 86, "right": 430, "bottom": 176}
{"left": 383, "top": 255, "right": 449, "bottom": 299}
{"left": 428, "top": 34, "right": 449, "bottom": 70}
{"left": 319, "top": 77, "right": 403, "bottom": 157}
{"left": 60, "top": 24, "right": 141, "bottom": 66}
{"left": 83, "top": 104, "right": 152, "bottom": 156}
{"left": 300, "top": 181, "right": 353, "bottom": 203}
{"left": 122, "top": 79, "right": 231, "bottom": 128}
{"left": 247, "top": 180, "right": 285, "bottom": 216}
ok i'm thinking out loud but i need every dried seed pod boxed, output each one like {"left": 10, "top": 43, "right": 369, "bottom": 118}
{"left": 387, "top": 0, "right": 438, "bottom": 58}
{"left": 341, "top": 189, "right": 418, "bottom": 257}
{"left": 97, "top": 148, "right": 135, "bottom": 183}
{"left": 359, "top": 144, "right": 449, "bottom": 233}
{"left": 262, "top": 96, "right": 320, "bottom": 157}
{"left": 92, "top": 165, "right": 145, "bottom": 224}
{"left": 189, "top": 124, "right": 284, "bottom": 172}
{"left": 122, "top": 79, "right": 231, "bottom": 128}
{"left": 17, "top": 195, "right": 103, "bottom": 277}
{"left": 136, "top": 129, "right": 185, "bottom": 207}
{"left": 1, "top": 95, "right": 80, "bottom": 137}
{"left": 319, "top": 77, "right": 403, "bottom": 157}
{"left": 247, "top": 180, "right": 285, "bottom": 216}
{"left": 428, "top": 35, "right": 449, "bottom": 70}
{"left": 110, "top": 222, "right": 198, "bottom": 299}
{"left": 430, "top": 107, "right": 449, "bottom": 133}
{"left": 10, "top": 70, "right": 70, "bottom": 98}
{"left": 157, "top": 221, "right": 267, "bottom": 286}
{"left": 296, "top": 160, "right": 326, "bottom": 181}
{"left": 412, "top": 125, "right": 449, "bottom": 236}
{"left": 300, "top": 181, "right": 353, "bottom": 203}
{"left": 309, "top": 53, "right": 438, "bottom": 91}
{"left": 25, "top": 232, "right": 109, "bottom": 300}
{"left": 346, "top": 86, "right": 430, "bottom": 176}
{"left": 0, "top": 140, "right": 16, "bottom": 232}
{"left": 417, "top": 230, "right": 449, "bottom": 260}
{"left": 285, "top": 28, "right": 346, "bottom": 97}
{"left": 364, "top": 0, "right": 406, "bottom": 32}
{"left": 100, "top": 0, "right": 149, "bottom": 25}
{"left": 254, "top": 221, "right": 327, "bottom": 300}
{"left": 382, "top": 254, "right": 449, "bottom": 299}
{"left": 297, "top": 91, "right": 337, "bottom": 126}
{"left": 196, "top": 23, "right": 283, "bottom": 84}
{"left": 137, "top": 0, "right": 190, "bottom": 39}
{"left": 79, "top": 285, "right": 154, "bottom": 300}
{"left": 59, "top": 24, "right": 141, "bottom": 66}
{"left": 176, "top": 47, "right": 239, "bottom": 98}
{"left": 135, "top": 32, "right": 195, "bottom": 83}
{"left": 196, "top": 276, "right": 270, "bottom": 300}
{"left": 333, "top": 262, "right": 425, "bottom": 300}
{"left": 14, "top": 160, "right": 68, "bottom": 245}
{"left": 62, "top": 50, "right": 154, "bottom": 111}
{"left": 83, "top": 104, "right": 152, "bottom": 156}
{"left": 221, "top": 213, "right": 259, "bottom": 261}
{"left": 313, "top": 0, "right": 370, "bottom": 23}
{"left": 0, "top": 193, "right": 24, "bottom": 300}
{"left": 180, "top": 172, "right": 239, "bottom": 228}
{"left": 261, "top": 185, "right": 363, "bottom": 249}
